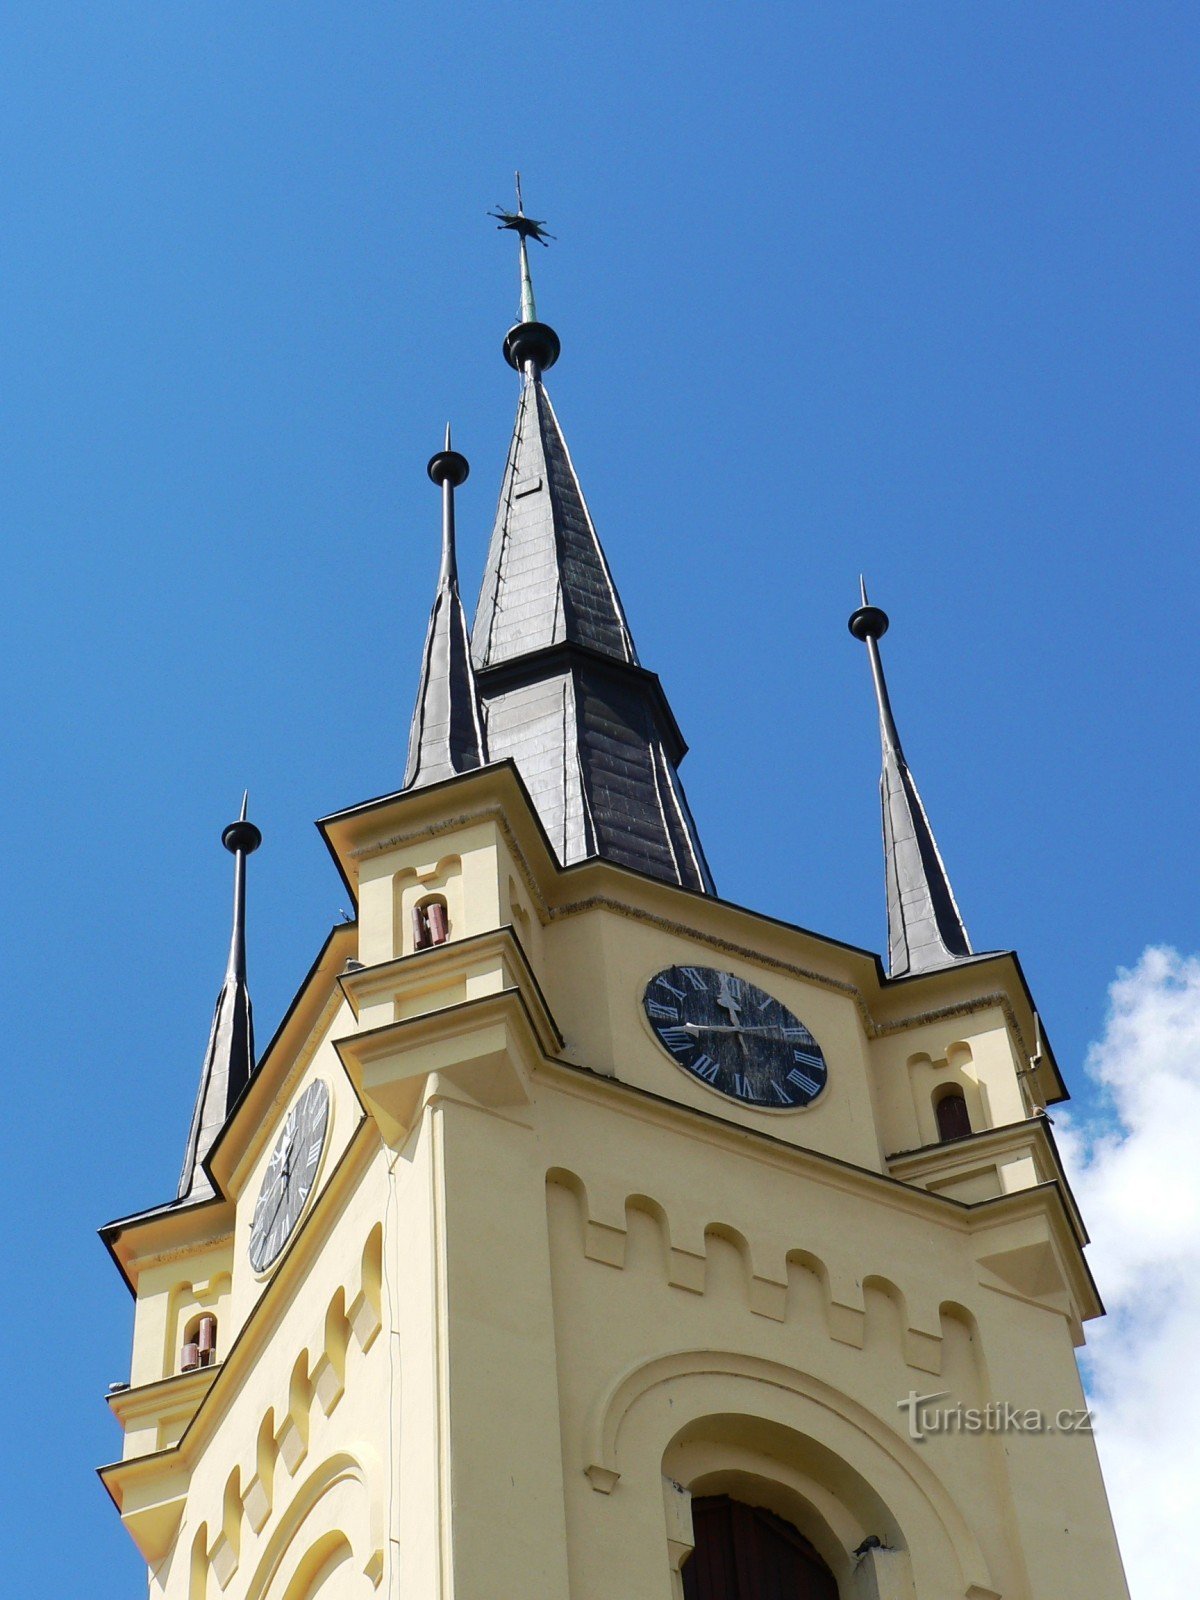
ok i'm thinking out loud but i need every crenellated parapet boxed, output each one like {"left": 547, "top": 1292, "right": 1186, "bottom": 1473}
{"left": 544, "top": 1157, "right": 1092, "bottom": 1386}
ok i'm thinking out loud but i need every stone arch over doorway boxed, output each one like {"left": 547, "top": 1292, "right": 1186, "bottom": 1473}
{"left": 584, "top": 1349, "right": 999, "bottom": 1597}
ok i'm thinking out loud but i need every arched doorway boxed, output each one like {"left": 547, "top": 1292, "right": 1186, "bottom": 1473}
{"left": 682, "top": 1495, "right": 839, "bottom": 1599}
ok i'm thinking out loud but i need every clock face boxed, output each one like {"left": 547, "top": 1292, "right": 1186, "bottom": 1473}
{"left": 643, "top": 965, "right": 827, "bottom": 1110}
{"left": 248, "top": 1079, "right": 330, "bottom": 1273}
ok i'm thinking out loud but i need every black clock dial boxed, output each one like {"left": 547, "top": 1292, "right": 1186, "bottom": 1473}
{"left": 644, "top": 965, "right": 827, "bottom": 1109}
{"left": 248, "top": 1079, "right": 330, "bottom": 1273}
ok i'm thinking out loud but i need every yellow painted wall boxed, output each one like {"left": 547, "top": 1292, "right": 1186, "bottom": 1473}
{"left": 101, "top": 772, "right": 1127, "bottom": 1599}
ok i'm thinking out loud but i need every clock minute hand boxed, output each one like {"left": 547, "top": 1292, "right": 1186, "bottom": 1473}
{"left": 260, "top": 1142, "right": 295, "bottom": 1232}
{"left": 682, "top": 1022, "right": 790, "bottom": 1038}
{"left": 714, "top": 974, "right": 743, "bottom": 1025}
{"left": 257, "top": 1169, "right": 290, "bottom": 1246}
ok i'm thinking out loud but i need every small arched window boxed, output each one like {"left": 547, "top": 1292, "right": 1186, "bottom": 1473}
{"left": 682, "top": 1495, "right": 838, "bottom": 1599}
{"left": 181, "top": 1313, "right": 218, "bottom": 1372}
{"left": 413, "top": 894, "right": 449, "bottom": 950}
{"left": 934, "top": 1086, "right": 972, "bottom": 1143}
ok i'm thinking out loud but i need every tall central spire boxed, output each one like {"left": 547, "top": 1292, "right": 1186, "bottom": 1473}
{"left": 849, "top": 583, "right": 972, "bottom": 977}
{"left": 472, "top": 181, "right": 713, "bottom": 892}
{"left": 178, "top": 796, "right": 260, "bottom": 1201}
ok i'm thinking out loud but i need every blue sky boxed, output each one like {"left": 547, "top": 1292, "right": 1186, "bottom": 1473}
{"left": 1, "top": 4, "right": 1196, "bottom": 1592}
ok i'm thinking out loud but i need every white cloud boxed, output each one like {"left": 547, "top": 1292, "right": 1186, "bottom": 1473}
{"left": 1057, "top": 946, "right": 1200, "bottom": 1598}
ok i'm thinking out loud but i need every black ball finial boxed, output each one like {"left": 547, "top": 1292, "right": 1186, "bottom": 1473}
{"left": 428, "top": 449, "right": 469, "bottom": 488}
{"left": 849, "top": 581, "right": 889, "bottom": 642}
{"left": 503, "top": 320, "right": 561, "bottom": 372}
{"left": 848, "top": 603, "right": 890, "bottom": 642}
{"left": 222, "top": 792, "right": 261, "bottom": 855}
{"left": 222, "top": 818, "right": 262, "bottom": 855}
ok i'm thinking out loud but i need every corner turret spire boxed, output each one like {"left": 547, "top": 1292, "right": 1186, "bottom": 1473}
{"left": 403, "top": 427, "right": 487, "bottom": 790}
{"left": 472, "top": 182, "right": 713, "bottom": 892}
{"left": 178, "top": 795, "right": 260, "bottom": 1201}
{"left": 849, "top": 582, "right": 972, "bottom": 977}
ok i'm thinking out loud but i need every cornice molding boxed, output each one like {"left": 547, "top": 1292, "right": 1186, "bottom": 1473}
{"left": 535, "top": 1051, "right": 1084, "bottom": 1263}
{"left": 348, "top": 798, "right": 554, "bottom": 923}
{"left": 320, "top": 769, "right": 1060, "bottom": 1101}
{"left": 107, "top": 1363, "right": 219, "bottom": 1428}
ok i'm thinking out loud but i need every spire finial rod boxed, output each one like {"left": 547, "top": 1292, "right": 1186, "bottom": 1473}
{"left": 427, "top": 425, "right": 470, "bottom": 587}
{"left": 490, "top": 171, "right": 554, "bottom": 324}
{"left": 514, "top": 173, "right": 533, "bottom": 321}
{"left": 848, "top": 580, "right": 900, "bottom": 752}
{"left": 490, "top": 175, "right": 561, "bottom": 372}
{"left": 221, "top": 794, "right": 261, "bottom": 984}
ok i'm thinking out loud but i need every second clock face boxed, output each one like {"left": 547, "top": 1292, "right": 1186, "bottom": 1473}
{"left": 644, "top": 965, "right": 827, "bottom": 1110}
{"left": 248, "top": 1079, "right": 330, "bottom": 1274}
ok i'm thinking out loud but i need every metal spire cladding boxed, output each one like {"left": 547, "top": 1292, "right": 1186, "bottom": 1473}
{"left": 403, "top": 427, "right": 487, "bottom": 790}
{"left": 849, "top": 582, "right": 972, "bottom": 977}
{"left": 472, "top": 181, "right": 713, "bottom": 892}
{"left": 177, "top": 796, "right": 260, "bottom": 1201}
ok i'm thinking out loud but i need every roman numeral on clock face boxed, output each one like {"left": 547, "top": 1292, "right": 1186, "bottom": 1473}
{"left": 658, "top": 1026, "right": 695, "bottom": 1053}
{"left": 691, "top": 1054, "right": 720, "bottom": 1083}
{"left": 787, "top": 1066, "right": 821, "bottom": 1097}
{"left": 646, "top": 997, "right": 680, "bottom": 1020}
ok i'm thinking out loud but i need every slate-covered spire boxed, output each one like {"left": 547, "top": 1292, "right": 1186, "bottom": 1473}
{"left": 478, "top": 176, "right": 625, "bottom": 666}
{"left": 472, "top": 353, "right": 636, "bottom": 668}
{"left": 403, "top": 428, "right": 487, "bottom": 790}
{"left": 849, "top": 582, "right": 972, "bottom": 977}
{"left": 473, "top": 181, "right": 713, "bottom": 892}
{"left": 178, "top": 797, "right": 260, "bottom": 1201}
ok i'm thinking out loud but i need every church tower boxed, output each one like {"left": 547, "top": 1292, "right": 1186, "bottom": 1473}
{"left": 100, "top": 191, "right": 1129, "bottom": 1600}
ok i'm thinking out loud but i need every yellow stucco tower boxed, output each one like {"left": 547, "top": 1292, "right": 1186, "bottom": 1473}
{"left": 100, "top": 198, "right": 1130, "bottom": 1600}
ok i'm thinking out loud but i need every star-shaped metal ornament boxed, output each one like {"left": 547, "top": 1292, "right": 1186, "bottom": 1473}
{"left": 489, "top": 173, "right": 555, "bottom": 245}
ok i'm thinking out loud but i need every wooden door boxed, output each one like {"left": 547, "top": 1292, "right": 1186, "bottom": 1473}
{"left": 681, "top": 1495, "right": 839, "bottom": 1600}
